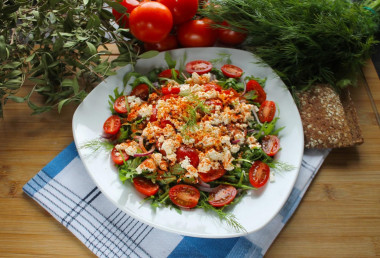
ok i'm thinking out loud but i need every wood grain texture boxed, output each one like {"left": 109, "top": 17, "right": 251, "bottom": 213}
{"left": 0, "top": 54, "right": 379, "bottom": 257}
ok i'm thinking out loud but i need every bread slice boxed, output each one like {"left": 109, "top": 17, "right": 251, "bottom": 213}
{"left": 296, "top": 84, "right": 363, "bottom": 149}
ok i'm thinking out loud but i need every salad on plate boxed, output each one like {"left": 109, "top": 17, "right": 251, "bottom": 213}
{"left": 100, "top": 53, "right": 285, "bottom": 228}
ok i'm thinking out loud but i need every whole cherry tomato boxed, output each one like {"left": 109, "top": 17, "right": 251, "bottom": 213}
{"left": 177, "top": 18, "right": 218, "bottom": 47}
{"left": 144, "top": 34, "right": 178, "bottom": 52}
{"left": 208, "top": 184, "right": 237, "bottom": 207}
{"left": 218, "top": 21, "right": 247, "bottom": 46}
{"left": 169, "top": 184, "right": 200, "bottom": 208}
{"left": 157, "top": 0, "right": 198, "bottom": 25}
{"left": 112, "top": 0, "right": 139, "bottom": 28}
{"left": 129, "top": 2, "right": 173, "bottom": 43}
{"left": 133, "top": 177, "right": 159, "bottom": 196}
{"left": 249, "top": 160, "right": 270, "bottom": 188}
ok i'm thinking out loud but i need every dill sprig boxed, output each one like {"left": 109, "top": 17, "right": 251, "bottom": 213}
{"left": 181, "top": 93, "right": 210, "bottom": 134}
{"left": 80, "top": 139, "right": 114, "bottom": 153}
{"left": 201, "top": 0, "right": 380, "bottom": 90}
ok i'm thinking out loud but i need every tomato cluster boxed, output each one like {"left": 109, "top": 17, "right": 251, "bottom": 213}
{"left": 111, "top": 0, "right": 247, "bottom": 50}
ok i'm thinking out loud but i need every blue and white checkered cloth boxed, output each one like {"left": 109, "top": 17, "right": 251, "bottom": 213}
{"left": 23, "top": 142, "right": 330, "bottom": 258}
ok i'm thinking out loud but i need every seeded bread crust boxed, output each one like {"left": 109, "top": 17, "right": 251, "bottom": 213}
{"left": 296, "top": 84, "right": 363, "bottom": 149}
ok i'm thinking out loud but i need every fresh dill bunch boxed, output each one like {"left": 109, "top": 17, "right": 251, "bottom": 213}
{"left": 201, "top": 0, "right": 380, "bottom": 90}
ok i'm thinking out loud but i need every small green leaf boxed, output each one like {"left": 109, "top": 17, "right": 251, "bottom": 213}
{"left": 63, "top": 41, "right": 76, "bottom": 48}
{"left": 138, "top": 50, "right": 159, "bottom": 59}
{"left": 25, "top": 53, "right": 36, "bottom": 63}
{"left": 0, "top": 36, "right": 8, "bottom": 61}
{"left": 58, "top": 98, "right": 70, "bottom": 113}
{"left": 86, "top": 42, "right": 97, "bottom": 56}
{"left": 7, "top": 95, "right": 25, "bottom": 103}
{"left": 83, "top": 0, "right": 89, "bottom": 5}
{"left": 164, "top": 51, "right": 176, "bottom": 69}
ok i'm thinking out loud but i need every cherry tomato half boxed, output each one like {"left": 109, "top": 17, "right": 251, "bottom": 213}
{"left": 158, "top": 69, "right": 180, "bottom": 79}
{"left": 248, "top": 161, "right": 270, "bottom": 188}
{"left": 157, "top": 0, "right": 198, "bottom": 25}
{"left": 185, "top": 60, "right": 212, "bottom": 75}
{"left": 162, "top": 86, "right": 180, "bottom": 95}
{"left": 203, "top": 83, "right": 222, "bottom": 92}
{"left": 103, "top": 115, "right": 121, "bottom": 135}
{"left": 177, "top": 18, "right": 218, "bottom": 47}
{"left": 246, "top": 80, "right": 266, "bottom": 104}
{"left": 150, "top": 105, "right": 158, "bottom": 122}
{"left": 169, "top": 184, "right": 200, "bottom": 208}
{"left": 176, "top": 145, "right": 199, "bottom": 168}
{"left": 221, "top": 64, "right": 243, "bottom": 78}
{"left": 133, "top": 177, "right": 160, "bottom": 196}
{"left": 261, "top": 135, "right": 280, "bottom": 156}
{"left": 112, "top": 0, "right": 139, "bottom": 28}
{"left": 143, "top": 34, "right": 178, "bottom": 52}
{"left": 114, "top": 96, "right": 128, "bottom": 114}
{"left": 198, "top": 165, "right": 226, "bottom": 183}
{"left": 130, "top": 84, "right": 149, "bottom": 100}
{"left": 208, "top": 184, "right": 237, "bottom": 207}
{"left": 111, "top": 147, "right": 129, "bottom": 165}
{"left": 218, "top": 21, "right": 247, "bottom": 46}
{"left": 258, "top": 100, "right": 276, "bottom": 123}
{"left": 129, "top": 2, "right": 173, "bottom": 43}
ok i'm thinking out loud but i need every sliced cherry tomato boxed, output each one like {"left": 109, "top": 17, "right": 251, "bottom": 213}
{"left": 169, "top": 184, "right": 200, "bottom": 208}
{"left": 258, "top": 100, "right": 276, "bottom": 123}
{"left": 133, "top": 177, "right": 160, "bottom": 196}
{"left": 248, "top": 160, "right": 270, "bottom": 188}
{"left": 208, "top": 184, "right": 237, "bottom": 207}
{"left": 198, "top": 165, "right": 226, "bottom": 183}
{"left": 130, "top": 84, "right": 149, "bottom": 100}
{"left": 162, "top": 86, "right": 180, "bottom": 95}
{"left": 144, "top": 34, "right": 178, "bottom": 52}
{"left": 221, "top": 64, "right": 243, "bottom": 78}
{"left": 158, "top": 69, "right": 180, "bottom": 79}
{"left": 261, "top": 135, "right": 280, "bottom": 156}
{"left": 218, "top": 21, "right": 247, "bottom": 46}
{"left": 129, "top": 2, "right": 173, "bottom": 43}
{"left": 156, "top": 0, "right": 198, "bottom": 25}
{"left": 160, "top": 93, "right": 180, "bottom": 101}
{"left": 103, "top": 115, "right": 121, "bottom": 135}
{"left": 245, "top": 80, "right": 266, "bottom": 104}
{"left": 111, "top": 147, "right": 129, "bottom": 165}
{"left": 150, "top": 105, "right": 158, "bottom": 122}
{"left": 114, "top": 96, "right": 128, "bottom": 114}
{"left": 160, "top": 119, "right": 175, "bottom": 129}
{"left": 177, "top": 18, "right": 218, "bottom": 47}
{"left": 203, "top": 83, "right": 222, "bottom": 92}
{"left": 112, "top": 0, "right": 139, "bottom": 28}
{"left": 185, "top": 60, "right": 213, "bottom": 75}
{"left": 176, "top": 145, "right": 199, "bottom": 168}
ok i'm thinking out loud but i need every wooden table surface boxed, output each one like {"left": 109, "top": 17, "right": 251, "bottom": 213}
{"left": 0, "top": 56, "right": 379, "bottom": 257}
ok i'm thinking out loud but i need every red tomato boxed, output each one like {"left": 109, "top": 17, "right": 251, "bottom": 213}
{"left": 185, "top": 60, "right": 213, "bottom": 75}
{"left": 103, "top": 115, "right": 121, "bottom": 135}
{"left": 248, "top": 161, "right": 270, "bottom": 188}
{"left": 261, "top": 135, "right": 280, "bottom": 156}
{"left": 198, "top": 165, "right": 226, "bottom": 183}
{"left": 160, "top": 93, "right": 180, "bottom": 101}
{"left": 176, "top": 145, "right": 199, "bottom": 168}
{"left": 208, "top": 184, "right": 237, "bottom": 207}
{"left": 218, "top": 21, "right": 247, "bottom": 46}
{"left": 169, "top": 184, "right": 200, "bottom": 208}
{"left": 246, "top": 80, "right": 266, "bottom": 104}
{"left": 221, "top": 64, "right": 243, "bottom": 78}
{"left": 177, "top": 18, "right": 218, "bottom": 47}
{"left": 144, "top": 34, "right": 178, "bottom": 52}
{"left": 130, "top": 84, "right": 149, "bottom": 100}
{"left": 133, "top": 177, "right": 159, "bottom": 196}
{"left": 112, "top": 0, "right": 139, "bottom": 28}
{"left": 111, "top": 147, "right": 129, "bottom": 165}
{"left": 258, "top": 100, "right": 276, "bottom": 123}
{"left": 203, "top": 83, "right": 222, "bottom": 92}
{"left": 157, "top": 0, "right": 198, "bottom": 25}
{"left": 160, "top": 119, "right": 175, "bottom": 129}
{"left": 114, "top": 96, "right": 128, "bottom": 114}
{"left": 150, "top": 105, "right": 157, "bottom": 122}
{"left": 129, "top": 2, "right": 173, "bottom": 43}
{"left": 158, "top": 69, "right": 180, "bottom": 79}
{"left": 222, "top": 88, "right": 239, "bottom": 97}
{"left": 162, "top": 86, "right": 180, "bottom": 95}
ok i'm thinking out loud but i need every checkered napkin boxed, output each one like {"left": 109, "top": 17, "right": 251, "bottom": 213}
{"left": 23, "top": 142, "right": 330, "bottom": 258}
